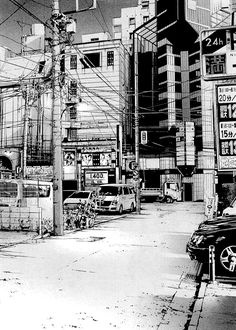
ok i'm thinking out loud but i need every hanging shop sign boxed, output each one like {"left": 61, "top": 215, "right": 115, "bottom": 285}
{"left": 216, "top": 84, "right": 236, "bottom": 170}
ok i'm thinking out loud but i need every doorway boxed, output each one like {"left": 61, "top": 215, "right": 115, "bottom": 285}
{"left": 183, "top": 183, "right": 193, "bottom": 201}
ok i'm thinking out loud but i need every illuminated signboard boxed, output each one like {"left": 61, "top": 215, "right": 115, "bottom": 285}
{"left": 216, "top": 84, "right": 236, "bottom": 170}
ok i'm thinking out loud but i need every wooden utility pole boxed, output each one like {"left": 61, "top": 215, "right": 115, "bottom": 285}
{"left": 52, "top": 0, "right": 64, "bottom": 235}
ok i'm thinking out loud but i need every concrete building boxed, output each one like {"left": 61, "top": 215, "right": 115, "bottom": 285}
{"left": 62, "top": 37, "right": 130, "bottom": 197}
{"left": 0, "top": 25, "right": 131, "bottom": 198}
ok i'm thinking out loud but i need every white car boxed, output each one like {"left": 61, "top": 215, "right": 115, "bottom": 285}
{"left": 222, "top": 197, "right": 236, "bottom": 216}
{"left": 63, "top": 190, "right": 97, "bottom": 210}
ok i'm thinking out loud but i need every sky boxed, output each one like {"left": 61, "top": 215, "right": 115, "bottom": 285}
{"left": 0, "top": 0, "right": 138, "bottom": 53}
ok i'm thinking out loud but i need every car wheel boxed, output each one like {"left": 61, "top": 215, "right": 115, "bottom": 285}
{"left": 118, "top": 205, "right": 123, "bottom": 215}
{"left": 217, "top": 242, "right": 236, "bottom": 274}
{"left": 166, "top": 196, "right": 173, "bottom": 203}
{"left": 130, "top": 202, "right": 134, "bottom": 212}
{"left": 88, "top": 216, "right": 95, "bottom": 228}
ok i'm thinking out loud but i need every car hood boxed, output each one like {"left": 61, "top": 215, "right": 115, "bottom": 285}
{"left": 64, "top": 197, "right": 87, "bottom": 204}
{"left": 196, "top": 220, "right": 236, "bottom": 235}
{"left": 198, "top": 216, "right": 236, "bottom": 229}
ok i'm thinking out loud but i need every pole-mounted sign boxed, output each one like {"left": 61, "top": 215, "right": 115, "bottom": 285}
{"left": 215, "top": 84, "right": 236, "bottom": 171}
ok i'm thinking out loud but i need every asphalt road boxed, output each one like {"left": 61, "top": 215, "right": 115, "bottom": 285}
{"left": 0, "top": 202, "right": 205, "bottom": 330}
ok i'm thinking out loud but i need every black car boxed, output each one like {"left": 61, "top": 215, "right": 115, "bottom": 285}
{"left": 186, "top": 215, "right": 236, "bottom": 275}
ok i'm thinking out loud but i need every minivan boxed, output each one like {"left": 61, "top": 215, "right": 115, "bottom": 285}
{"left": 96, "top": 184, "right": 136, "bottom": 214}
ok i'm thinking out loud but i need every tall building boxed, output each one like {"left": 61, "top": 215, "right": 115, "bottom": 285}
{"left": 129, "top": 0, "right": 213, "bottom": 201}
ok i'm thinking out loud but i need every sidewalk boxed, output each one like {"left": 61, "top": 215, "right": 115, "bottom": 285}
{"left": 189, "top": 279, "right": 236, "bottom": 329}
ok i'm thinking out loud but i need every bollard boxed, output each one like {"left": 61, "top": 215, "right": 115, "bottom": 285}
{"left": 209, "top": 245, "right": 216, "bottom": 283}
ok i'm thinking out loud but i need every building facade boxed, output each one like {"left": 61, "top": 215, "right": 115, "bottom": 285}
{"left": 119, "top": 0, "right": 214, "bottom": 201}
{"left": 0, "top": 26, "right": 131, "bottom": 199}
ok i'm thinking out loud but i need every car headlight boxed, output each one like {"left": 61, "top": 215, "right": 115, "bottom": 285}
{"left": 191, "top": 234, "right": 205, "bottom": 246}
{"left": 111, "top": 200, "right": 118, "bottom": 205}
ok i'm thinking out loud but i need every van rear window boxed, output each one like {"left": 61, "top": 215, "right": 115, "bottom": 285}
{"left": 0, "top": 182, "right": 18, "bottom": 197}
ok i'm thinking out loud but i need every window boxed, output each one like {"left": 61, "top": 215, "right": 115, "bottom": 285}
{"left": 38, "top": 61, "right": 46, "bottom": 74}
{"left": 91, "top": 38, "right": 99, "bottom": 41}
{"left": 143, "top": 16, "right": 149, "bottom": 23}
{"left": 0, "top": 182, "right": 17, "bottom": 197}
{"left": 107, "top": 51, "right": 114, "bottom": 66}
{"left": 69, "top": 129, "right": 78, "bottom": 140}
{"left": 114, "top": 25, "right": 121, "bottom": 33}
{"left": 129, "top": 32, "right": 133, "bottom": 40}
{"left": 69, "top": 80, "right": 77, "bottom": 96}
{"left": 70, "top": 54, "right": 77, "bottom": 70}
{"left": 23, "top": 184, "right": 50, "bottom": 198}
{"left": 80, "top": 52, "right": 100, "bottom": 69}
{"left": 129, "top": 17, "right": 135, "bottom": 26}
{"left": 69, "top": 106, "right": 77, "bottom": 120}
{"left": 141, "top": 0, "right": 149, "bottom": 9}
{"left": 124, "top": 187, "right": 129, "bottom": 195}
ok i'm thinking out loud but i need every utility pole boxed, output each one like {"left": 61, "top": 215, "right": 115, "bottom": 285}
{"left": 22, "top": 84, "right": 29, "bottom": 179}
{"left": 134, "top": 33, "right": 141, "bottom": 214}
{"left": 51, "top": 0, "right": 63, "bottom": 235}
{"left": 50, "top": 0, "right": 97, "bottom": 235}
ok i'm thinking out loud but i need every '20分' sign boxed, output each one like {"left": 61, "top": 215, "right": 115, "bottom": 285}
{"left": 217, "top": 85, "right": 236, "bottom": 170}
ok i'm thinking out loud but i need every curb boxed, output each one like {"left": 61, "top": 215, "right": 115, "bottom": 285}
{"left": 188, "top": 281, "right": 207, "bottom": 329}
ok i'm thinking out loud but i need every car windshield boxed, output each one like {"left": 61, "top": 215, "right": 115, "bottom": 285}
{"left": 99, "top": 186, "right": 119, "bottom": 196}
{"left": 230, "top": 197, "right": 236, "bottom": 207}
{"left": 69, "top": 192, "right": 90, "bottom": 199}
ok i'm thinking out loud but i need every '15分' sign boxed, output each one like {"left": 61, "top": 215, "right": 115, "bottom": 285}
{"left": 217, "top": 85, "right": 236, "bottom": 170}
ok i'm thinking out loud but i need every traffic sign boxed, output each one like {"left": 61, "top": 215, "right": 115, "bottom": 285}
{"left": 133, "top": 170, "right": 139, "bottom": 181}
{"left": 129, "top": 161, "right": 138, "bottom": 171}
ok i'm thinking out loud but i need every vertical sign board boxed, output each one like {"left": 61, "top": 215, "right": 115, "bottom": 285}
{"left": 185, "top": 122, "right": 195, "bottom": 166}
{"left": 201, "top": 27, "right": 236, "bottom": 80}
{"left": 176, "top": 123, "right": 185, "bottom": 166}
{"left": 176, "top": 122, "right": 195, "bottom": 166}
{"left": 216, "top": 84, "right": 236, "bottom": 170}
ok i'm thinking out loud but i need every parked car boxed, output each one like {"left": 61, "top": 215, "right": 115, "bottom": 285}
{"left": 186, "top": 215, "right": 236, "bottom": 275}
{"left": 63, "top": 190, "right": 97, "bottom": 210}
{"left": 96, "top": 184, "right": 136, "bottom": 214}
{"left": 222, "top": 197, "right": 236, "bottom": 216}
